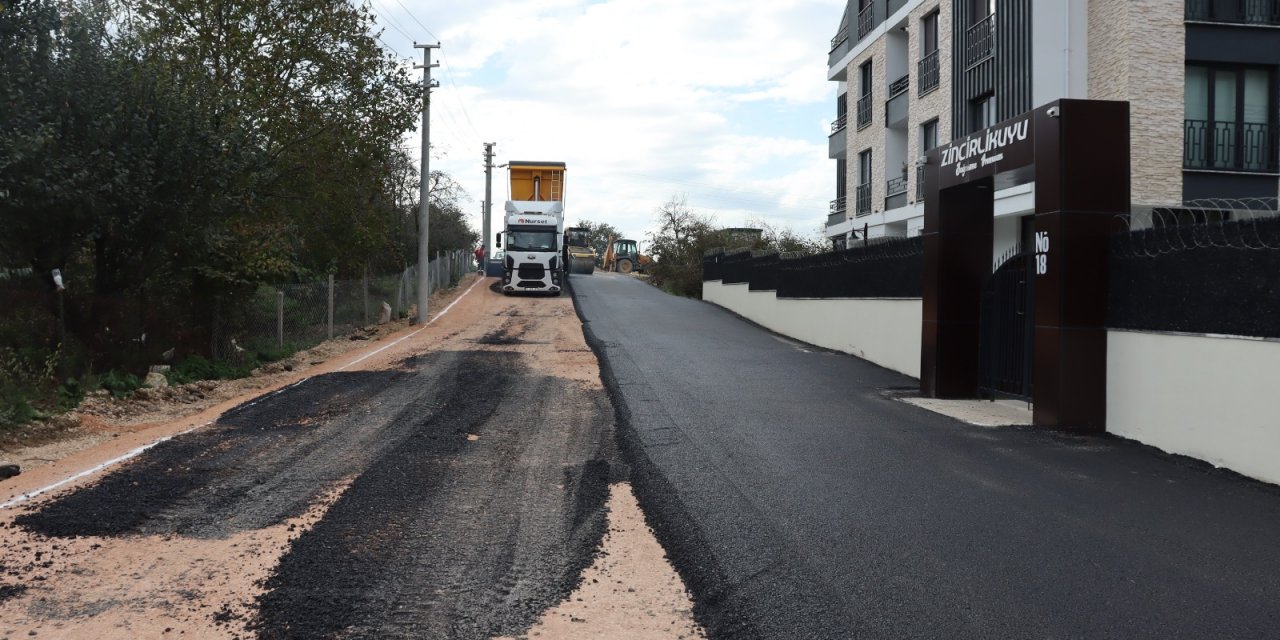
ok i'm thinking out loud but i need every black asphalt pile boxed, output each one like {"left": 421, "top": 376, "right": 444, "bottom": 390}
{"left": 253, "top": 351, "right": 615, "bottom": 639}
{"left": 476, "top": 318, "right": 532, "bottom": 345}
{"left": 15, "top": 359, "right": 454, "bottom": 538}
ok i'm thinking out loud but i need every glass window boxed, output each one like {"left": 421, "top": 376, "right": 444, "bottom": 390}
{"left": 1244, "top": 69, "right": 1270, "bottom": 124}
{"left": 923, "top": 12, "right": 939, "bottom": 54}
{"left": 860, "top": 61, "right": 873, "bottom": 96}
{"left": 1185, "top": 66, "right": 1209, "bottom": 121}
{"left": 859, "top": 150, "right": 873, "bottom": 185}
{"left": 922, "top": 119, "right": 939, "bottom": 153}
{"left": 506, "top": 231, "right": 558, "bottom": 252}
{"left": 971, "top": 94, "right": 997, "bottom": 132}
{"left": 974, "top": 0, "right": 995, "bottom": 20}
{"left": 1184, "top": 63, "right": 1276, "bottom": 172}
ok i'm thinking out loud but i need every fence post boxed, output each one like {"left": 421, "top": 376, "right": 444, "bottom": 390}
{"left": 277, "top": 290, "right": 284, "bottom": 350}
{"left": 211, "top": 297, "right": 221, "bottom": 361}
{"left": 327, "top": 274, "right": 334, "bottom": 340}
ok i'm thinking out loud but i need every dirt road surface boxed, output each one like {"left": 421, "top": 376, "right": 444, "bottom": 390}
{"left": 0, "top": 276, "right": 702, "bottom": 639}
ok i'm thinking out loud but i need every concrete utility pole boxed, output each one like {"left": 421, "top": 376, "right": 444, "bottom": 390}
{"left": 412, "top": 42, "right": 440, "bottom": 325}
{"left": 483, "top": 142, "right": 496, "bottom": 275}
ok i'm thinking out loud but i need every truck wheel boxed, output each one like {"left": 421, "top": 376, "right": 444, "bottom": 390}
{"left": 617, "top": 259, "right": 633, "bottom": 274}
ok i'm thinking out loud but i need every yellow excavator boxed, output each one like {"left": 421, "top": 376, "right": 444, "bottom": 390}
{"left": 602, "top": 236, "right": 652, "bottom": 274}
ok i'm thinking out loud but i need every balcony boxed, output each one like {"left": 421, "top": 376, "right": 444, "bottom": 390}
{"left": 1186, "top": 0, "right": 1280, "bottom": 25}
{"left": 918, "top": 50, "right": 940, "bottom": 96}
{"left": 886, "top": 174, "right": 908, "bottom": 196}
{"left": 885, "top": 74, "right": 909, "bottom": 128}
{"left": 964, "top": 14, "right": 995, "bottom": 69}
{"left": 886, "top": 170, "right": 908, "bottom": 210}
{"left": 855, "top": 183, "right": 872, "bottom": 216}
{"left": 829, "top": 115, "right": 848, "bottom": 159}
{"left": 856, "top": 92, "right": 873, "bottom": 130}
{"left": 1184, "top": 119, "right": 1279, "bottom": 173}
{"left": 828, "top": 196, "right": 848, "bottom": 226}
{"left": 857, "top": 4, "right": 875, "bottom": 39}
{"left": 831, "top": 24, "right": 850, "bottom": 52}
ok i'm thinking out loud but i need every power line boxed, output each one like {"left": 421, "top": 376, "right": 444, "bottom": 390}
{"left": 377, "top": 0, "right": 483, "bottom": 142}
{"left": 388, "top": 0, "right": 439, "bottom": 41}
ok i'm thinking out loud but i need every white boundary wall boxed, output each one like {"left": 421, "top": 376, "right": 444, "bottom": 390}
{"left": 702, "top": 281, "right": 922, "bottom": 378}
{"left": 1108, "top": 330, "right": 1280, "bottom": 486}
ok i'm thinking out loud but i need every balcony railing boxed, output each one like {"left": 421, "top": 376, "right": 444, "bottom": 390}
{"left": 886, "top": 176, "right": 908, "bottom": 197}
{"left": 1186, "top": 0, "right": 1280, "bottom": 25}
{"left": 1184, "top": 119, "right": 1279, "bottom": 173}
{"left": 855, "top": 183, "right": 872, "bottom": 216}
{"left": 915, "top": 164, "right": 925, "bottom": 200}
{"left": 829, "top": 196, "right": 848, "bottom": 226}
{"left": 918, "top": 50, "right": 940, "bottom": 96}
{"left": 831, "top": 24, "right": 850, "bottom": 51}
{"left": 857, "top": 4, "right": 875, "bottom": 38}
{"left": 831, "top": 112, "right": 848, "bottom": 135}
{"left": 830, "top": 196, "right": 848, "bottom": 216}
{"left": 888, "top": 74, "right": 910, "bottom": 99}
{"left": 964, "top": 14, "right": 995, "bottom": 69}
{"left": 856, "top": 92, "right": 873, "bottom": 130}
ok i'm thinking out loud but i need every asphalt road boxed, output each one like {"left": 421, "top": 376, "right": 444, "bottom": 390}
{"left": 572, "top": 272, "right": 1280, "bottom": 639}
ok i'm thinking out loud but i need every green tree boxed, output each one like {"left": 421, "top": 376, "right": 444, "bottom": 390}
{"left": 645, "top": 196, "right": 726, "bottom": 298}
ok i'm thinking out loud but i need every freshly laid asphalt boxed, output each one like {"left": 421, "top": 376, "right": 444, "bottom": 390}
{"left": 572, "top": 272, "right": 1280, "bottom": 639}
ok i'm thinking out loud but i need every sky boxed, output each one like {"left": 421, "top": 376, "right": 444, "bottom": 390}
{"left": 368, "top": 0, "right": 843, "bottom": 245}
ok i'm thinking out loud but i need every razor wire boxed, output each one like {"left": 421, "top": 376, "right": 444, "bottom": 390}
{"left": 1112, "top": 197, "right": 1280, "bottom": 259}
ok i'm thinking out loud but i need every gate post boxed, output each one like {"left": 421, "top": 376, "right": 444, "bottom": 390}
{"left": 1030, "top": 100, "right": 1129, "bottom": 431}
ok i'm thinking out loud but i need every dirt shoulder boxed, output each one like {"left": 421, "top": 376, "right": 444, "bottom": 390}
{"left": 0, "top": 274, "right": 483, "bottom": 484}
{"left": 0, "top": 274, "right": 704, "bottom": 639}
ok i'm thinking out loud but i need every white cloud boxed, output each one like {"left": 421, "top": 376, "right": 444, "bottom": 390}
{"left": 372, "top": 0, "right": 843, "bottom": 243}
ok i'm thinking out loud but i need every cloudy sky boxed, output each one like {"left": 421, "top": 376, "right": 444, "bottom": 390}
{"left": 369, "top": 0, "right": 842, "bottom": 244}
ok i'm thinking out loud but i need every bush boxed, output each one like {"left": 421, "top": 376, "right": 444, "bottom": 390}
{"left": 99, "top": 370, "right": 143, "bottom": 399}
{"left": 166, "top": 355, "right": 258, "bottom": 385}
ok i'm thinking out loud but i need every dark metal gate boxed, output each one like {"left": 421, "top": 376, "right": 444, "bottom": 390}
{"left": 978, "top": 247, "right": 1034, "bottom": 400}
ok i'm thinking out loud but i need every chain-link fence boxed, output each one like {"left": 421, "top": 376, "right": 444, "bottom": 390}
{"left": 212, "top": 250, "right": 474, "bottom": 362}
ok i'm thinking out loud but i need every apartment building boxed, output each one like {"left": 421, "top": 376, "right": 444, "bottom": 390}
{"left": 825, "top": 0, "right": 1280, "bottom": 250}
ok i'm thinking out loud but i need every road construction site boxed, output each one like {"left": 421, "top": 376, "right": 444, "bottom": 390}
{"left": 0, "top": 274, "right": 702, "bottom": 639}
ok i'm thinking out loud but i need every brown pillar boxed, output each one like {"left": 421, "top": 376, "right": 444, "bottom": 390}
{"left": 921, "top": 173, "right": 993, "bottom": 398}
{"left": 1031, "top": 100, "right": 1130, "bottom": 430}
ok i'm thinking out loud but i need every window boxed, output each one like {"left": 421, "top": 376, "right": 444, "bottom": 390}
{"left": 923, "top": 11, "right": 939, "bottom": 55}
{"left": 506, "top": 230, "right": 558, "bottom": 252}
{"left": 1185, "top": 64, "right": 1277, "bottom": 172}
{"left": 918, "top": 11, "right": 941, "bottom": 96}
{"left": 857, "top": 0, "right": 875, "bottom": 38}
{"left": 856, "top": 150, "right": 873, "bottom": 215}
{"left": 973, "top": 0, "right": 995, "bottom": 21}
{"left": 971, "top": 94, "right": 997, "bottom": 133}
{"left": 921, "top": 119, "right": 939, "bottom": 153}
{"left": 857, "top": 61, "right": 874, "bottom": 129}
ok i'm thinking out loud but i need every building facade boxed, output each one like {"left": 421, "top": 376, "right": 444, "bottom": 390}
{"left": 825, "top": 0, "right": 1280, "bottom": 251}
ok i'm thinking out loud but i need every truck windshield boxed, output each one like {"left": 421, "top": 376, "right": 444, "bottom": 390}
{"left": 507, "top": 231, "right": 558, "bottom": 252}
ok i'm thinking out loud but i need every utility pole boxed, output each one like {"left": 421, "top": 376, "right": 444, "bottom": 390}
{"left": 483, "top": 142, "right": 496, "bottom": 276}
{"left": 412, "top": 42, "right": 440, "bottom": 325}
